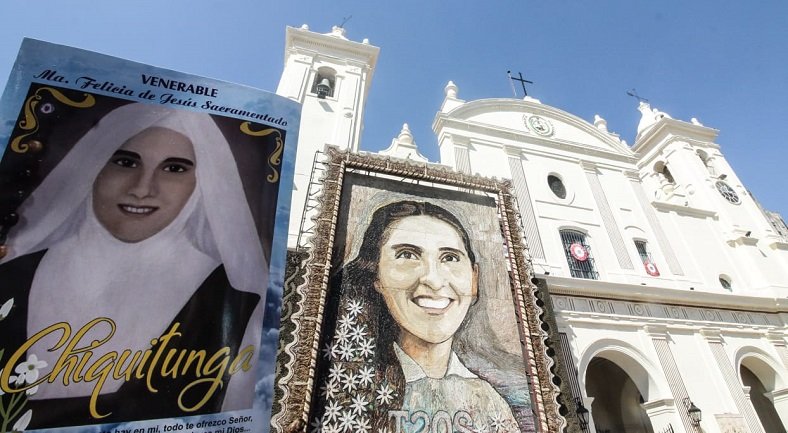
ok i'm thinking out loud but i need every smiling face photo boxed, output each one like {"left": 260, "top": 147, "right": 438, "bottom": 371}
{"left": 374, "top": 214, "right": 478, "bottom": 346}
{"left": 92, "top": 126, "right": 197, "bottom": 242}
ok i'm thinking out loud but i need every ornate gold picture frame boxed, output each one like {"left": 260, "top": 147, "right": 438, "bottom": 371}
{"left": 272, "top": 147, "right": 565, "bottom": 433}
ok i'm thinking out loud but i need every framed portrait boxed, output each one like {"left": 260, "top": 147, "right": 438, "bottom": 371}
{"left": 273, "top": 148, "right": 565, "bottom": 433}
{"left": 0, "top": 40, "right": 301, "bottom": 433}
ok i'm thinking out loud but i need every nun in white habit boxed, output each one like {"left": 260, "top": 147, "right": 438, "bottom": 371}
{"left": 0, "top": 103, "right": 267, "bottom": 427}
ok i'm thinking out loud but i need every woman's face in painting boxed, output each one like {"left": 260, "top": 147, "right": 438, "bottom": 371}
{"left": 375, "top": 215, "right": 478, "bottom": 345}
{"left": 92, "top": 127, "right": 196, "bottom": 243}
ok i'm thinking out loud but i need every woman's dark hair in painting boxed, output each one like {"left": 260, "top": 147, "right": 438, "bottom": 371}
{"left": 336, "top": 201, "right": 476, "bottom": 429}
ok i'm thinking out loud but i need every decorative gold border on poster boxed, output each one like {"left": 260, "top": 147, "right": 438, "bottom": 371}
{"left": 239, "top": 122, "right": 284, "bottom": 183}
{"left": 10, "top": 87, "right": 95, "bottom": 153}
{"left": 272, "top": 147, "right": 565, "bottom": 433}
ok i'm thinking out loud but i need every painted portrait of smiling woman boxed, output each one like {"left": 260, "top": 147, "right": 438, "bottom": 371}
{"left": 311, "top": 188, "right": 534, "bottom": 433}
{"left": 0, "top": 103, "right": 268, "bottom": 428}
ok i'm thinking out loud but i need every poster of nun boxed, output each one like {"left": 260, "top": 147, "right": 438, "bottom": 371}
{"left": 272, "top": 149, "right": 565, "bottom": 433}
{"left": 0, "top": 40, "right": 300, "bottom": 432}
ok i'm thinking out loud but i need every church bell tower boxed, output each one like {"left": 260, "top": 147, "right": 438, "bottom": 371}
{"left": 276, "top": 24, "right": 379, "bottom": 248}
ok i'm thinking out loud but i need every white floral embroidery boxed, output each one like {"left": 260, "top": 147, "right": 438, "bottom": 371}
{"left": 0, "top": 369, "right": 18, "bottom": 396}
{"left": 12, "top": 409, "right": 32, "bottom": 432}
{"left": 353, "top": 417, "right": 371, "bottom": 433}
{"left": 349, "top": 394, "right": 369, "bottom": 415}
{"left": 323, "top": 423, "right": 341, "bottom": 433}
{"left": 357, "top": 366, "right": 375, "bottom": 387}
{"left": 0, "top": 298, "right": 13, "bottom": 321}
{"left": 349, "top": 324, "right": 368, "bottom": 344}
{"left": 357, "top": 338, "right": 375, "bottom": 358}
{"left": 320, "top": 378, "right": 339, "bottom": 399}
{"left": 323, "top": 342, "right": 337, "bottom": 360}
{"left": 488, "top": 413, "right": 507, "bottom": 432}
{"left": 375, "top": 383, "right": 396, "bottom": 405}
{"left": 335, "top": 327, "right": 351, "bottom": 345}
{"left": 341, "top": 372, "right": 358, "bottom": 393}
{"left": 345, "top": 299, "right": 364, "bottom": 318}
{"left": 311, "top": 416, "right": 324, "bottom": 433}
{"left": 328, "top": 364, "right": 346, "bottom": 382}
{"left": 338, "top": 343, "right": 355, "bottom": 361}
{"left": 338, "top": 410, "right": 356, "bottom": 433}
{"left": 14, "top": 354, "right": 47, "bottom": 384}
{"left": 337, "top": 314, "right": 355, "bottom": 330}
{"left": 324, "top": 400, "right": 343, "bottom": 422}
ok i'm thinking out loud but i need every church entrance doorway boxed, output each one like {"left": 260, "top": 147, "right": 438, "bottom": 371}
{"left": 739, "top": 358, "right": 788, "bottom": 433}
{"left": 586, "top": 357, "right": 655, "bottom": 433}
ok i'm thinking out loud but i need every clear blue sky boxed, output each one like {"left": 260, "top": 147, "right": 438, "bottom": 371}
{"left": 1, "top": 1, "right": 786, "bottom": 217}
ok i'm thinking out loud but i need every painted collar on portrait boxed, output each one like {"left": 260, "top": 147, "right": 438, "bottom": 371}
{"left": 393, "top": 343, "right": 478, "bottom": 382}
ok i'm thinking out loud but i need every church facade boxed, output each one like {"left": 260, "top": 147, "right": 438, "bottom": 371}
{"left": 275, "top": 25, "right": 788, "bottom": 433}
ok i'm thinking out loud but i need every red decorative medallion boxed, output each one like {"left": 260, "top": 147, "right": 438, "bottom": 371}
{"left": 569, "top": 243, "right": 589, "bottom": 261}
{"left": 644, "top": 260, "right": 660, "bottom": 276}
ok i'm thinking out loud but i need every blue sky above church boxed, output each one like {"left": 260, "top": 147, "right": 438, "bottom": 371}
{"left": 1, "top": 0, "right": 785, "bottom": 217}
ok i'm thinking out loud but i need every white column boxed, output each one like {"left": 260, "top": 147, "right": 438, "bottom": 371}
{"left": 646, "top": 326, "right": 696, "bottom": 433}
{"left": 642, "top": 398, "right": 682, "bottom": 433}
{"left": 702, "top": 329, "right": 765, "bottom": 433}
{"left": 764, "top": 387, "right": 788, "bottom": 431}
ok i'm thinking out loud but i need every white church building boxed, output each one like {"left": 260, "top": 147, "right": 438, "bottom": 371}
{"left": 275, "top": 25, "right": 788, "bottom": 433}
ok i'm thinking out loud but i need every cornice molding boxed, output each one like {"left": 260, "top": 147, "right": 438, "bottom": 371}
{"left": 632, "top": 118, "right": 720, "bottom": 155}
{"left": 542, "top": 275, "right": 788, "bottom": 313}
{"left": 651, "top": 201, "right": 719, "bottom": 219}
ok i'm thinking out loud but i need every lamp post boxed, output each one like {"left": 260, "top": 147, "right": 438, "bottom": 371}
{"left": 683, "top": 397, "right": 702, "bottom": 428}
{"left": 575, "top": 397, "right": 589, "bottom": 432}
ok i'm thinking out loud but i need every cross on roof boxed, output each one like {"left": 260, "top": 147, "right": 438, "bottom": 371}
{"left": 508, "top": 71, "right": 533, "bottom": 97}
{"left": 626, "top": 88, "right": 649, "bottom": 103}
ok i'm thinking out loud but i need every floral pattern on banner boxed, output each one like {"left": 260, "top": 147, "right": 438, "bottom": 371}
{"left": 1, "top": 298, "right": 47, "bottom": 433}
{"left": 310, "top": 296, "right": 518, "bottom": 433}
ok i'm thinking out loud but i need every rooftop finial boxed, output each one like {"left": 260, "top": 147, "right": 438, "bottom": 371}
{"left": 445, "top": 81, "right": 458, "bottom": 99}
{"left": 398, "top": 123, "right": 414, "bottom": 144}
{"left": 329, "top": 26, "right": 348, "bottom": 39}
{"left": 594, "top": 114, "right": 608, "bottom": 132}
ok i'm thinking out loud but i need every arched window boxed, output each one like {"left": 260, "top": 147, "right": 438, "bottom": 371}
{"left": 653, "top": 161, "right": 675, "bottom": 184}
{"left": 697, "top": 150, "right": 717, "bottom": 176}
{"left": 661, "top": 165, "right": 675, "bottom": 184}
{"left": 634, "top": 240, "right": 660, "bottom": 276}
{"left": 560, "top": 229, "right": 598, "bottom": 279}
{"left": 310, "top": 67, "right": 336, "bottom": 99}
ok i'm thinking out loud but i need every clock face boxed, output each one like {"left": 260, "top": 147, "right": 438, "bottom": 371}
{"left": 715, "top": 181, "right": 740, "bottom": 204}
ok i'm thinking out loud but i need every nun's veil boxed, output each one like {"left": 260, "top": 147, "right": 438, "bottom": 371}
{"left": 3, "top": 102, "right": 268, "bottom": 297}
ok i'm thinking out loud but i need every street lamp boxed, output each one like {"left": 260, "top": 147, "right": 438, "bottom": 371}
{"left": 575, "top": 397, "right": 589, "bottom": 432}
{"left": 683, "top": 397, "right": 702, "bottom": 427}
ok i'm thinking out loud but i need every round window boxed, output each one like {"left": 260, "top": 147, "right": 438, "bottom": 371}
{"left": 715, "top": 181, "right": 740, "bottom": 204}
{"left": 548, "top": 175, "right": 567, "bottom": 199}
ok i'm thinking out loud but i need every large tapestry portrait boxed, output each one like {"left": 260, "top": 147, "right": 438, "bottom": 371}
{"left": 273, "top": 149, "right": 564, "bottom": 433}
